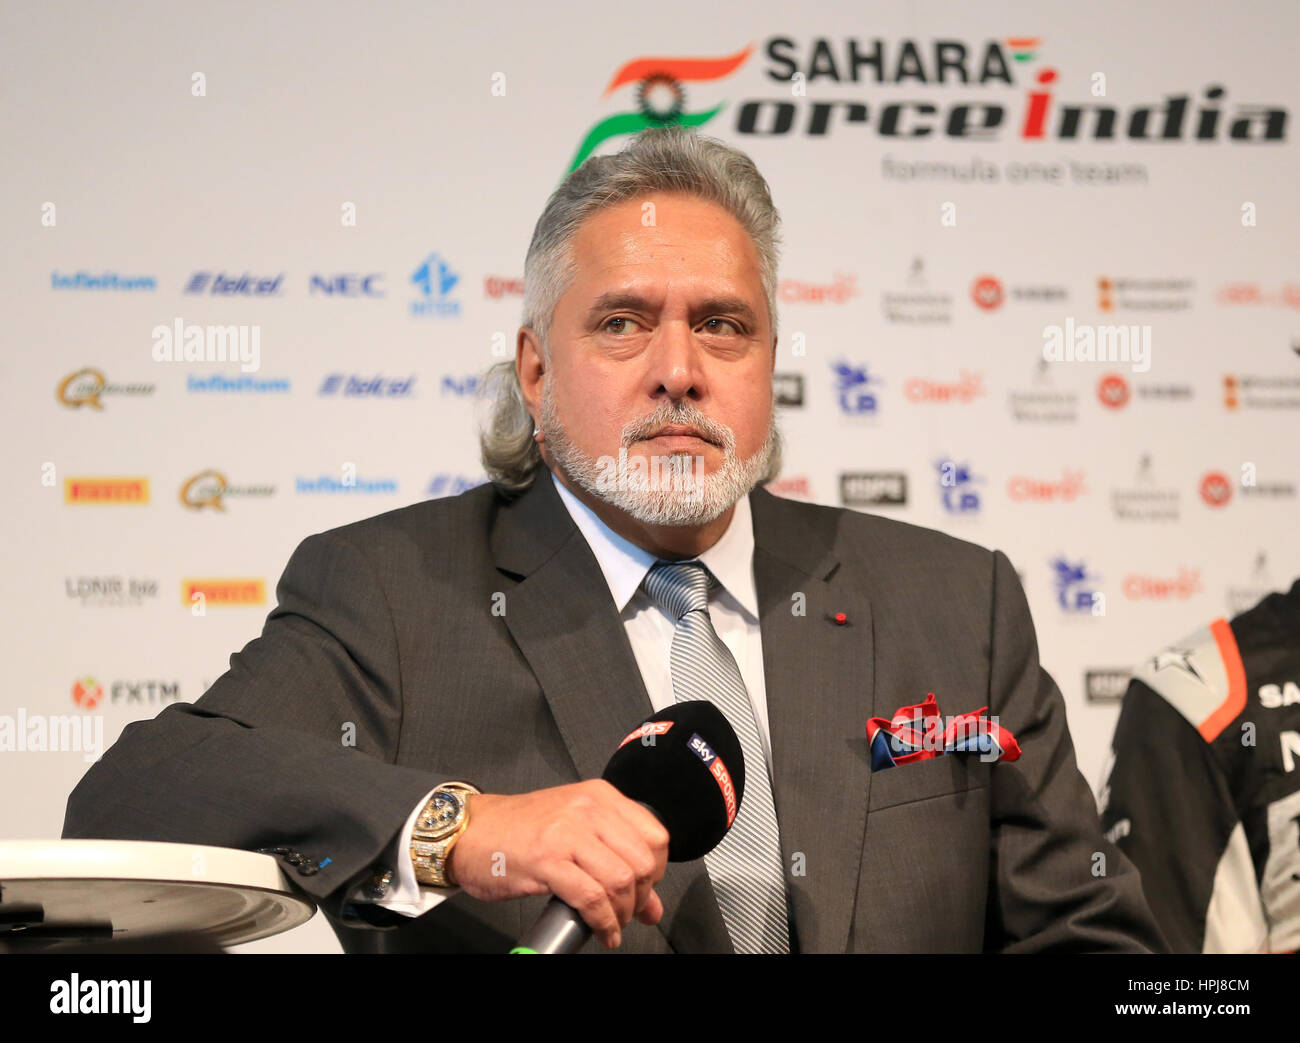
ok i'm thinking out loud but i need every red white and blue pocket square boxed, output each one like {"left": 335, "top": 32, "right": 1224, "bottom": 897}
{"left": 865, "top": 692, "right": 1021, "bottom": 772}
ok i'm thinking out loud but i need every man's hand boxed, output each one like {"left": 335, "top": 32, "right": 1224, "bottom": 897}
{"left": 446, "top": 779, "right": 669, "bottom": 949}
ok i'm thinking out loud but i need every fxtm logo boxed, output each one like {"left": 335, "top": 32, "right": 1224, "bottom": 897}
{"left": 71, "top": 677, "right": 180, "bottom": 707}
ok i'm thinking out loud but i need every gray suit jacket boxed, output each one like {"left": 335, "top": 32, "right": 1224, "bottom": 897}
{"left": 62, "top": 467, "right": 1167, "bottom": 953}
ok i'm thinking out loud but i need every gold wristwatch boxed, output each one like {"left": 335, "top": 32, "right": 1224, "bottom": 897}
{"left": 409, "top": 781, "right": 481, "bottom": 887}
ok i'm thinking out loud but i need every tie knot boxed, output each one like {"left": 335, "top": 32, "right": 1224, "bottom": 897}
{"left": 644, "top": 559, "right": 714, "bottom": 621}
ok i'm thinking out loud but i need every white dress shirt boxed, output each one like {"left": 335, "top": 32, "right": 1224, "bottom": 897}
{"left": 352, "top": 468, "right": 770, "bottom": 917}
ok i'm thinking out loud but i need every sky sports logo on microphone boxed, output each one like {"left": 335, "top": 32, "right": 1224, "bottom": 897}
{"left": 689, "top": 733, "right": 738, "bottom": 827}
{"left": 617, "top": 720, "right": 673, "bottom": 749}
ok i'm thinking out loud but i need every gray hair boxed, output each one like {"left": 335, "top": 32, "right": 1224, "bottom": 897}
{"left": 480, "top": 125, "right": 784, "bottom": 493}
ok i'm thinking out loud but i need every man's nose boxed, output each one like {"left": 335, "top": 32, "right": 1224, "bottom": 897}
{"left": 646, "top": 319, "right": 704, "bottom": 399}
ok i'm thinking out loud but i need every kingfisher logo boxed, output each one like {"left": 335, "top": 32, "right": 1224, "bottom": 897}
{"left": 484, "top": 275, "right": 525, "bottom": 299}
{"left": 411, "top": 253, "right": 460, "bottom": 318}
{"left": 833, "top": 360, "right": 882, "bottom": 416}
{"left": 1051, "top": 557, "right": 1101, "bottom": 613}
{"left": 570, "top": 38, "right": 1284, "bottom": 165}
{"left": 937, "top": 460, "right": 982, "bottom": 514}
{"left": 765, "top": 475, "right": 813, "bottom": 501}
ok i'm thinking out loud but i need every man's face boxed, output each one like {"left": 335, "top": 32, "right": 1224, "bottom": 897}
{"left": 532, "top": 192, "right": 777, "bottom": 526}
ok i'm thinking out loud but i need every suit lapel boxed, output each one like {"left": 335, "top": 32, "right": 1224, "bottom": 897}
{"left": 489, "top": 472, "right": 875, "bottom": 953}
{"left": 491, "top": 471, "right": 733, "bottom": 953}
{"left": 750, "top": 486, "right": 876, "bottom": 954}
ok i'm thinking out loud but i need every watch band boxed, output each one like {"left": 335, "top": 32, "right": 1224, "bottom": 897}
{"left": 409, "top": 781, "right": 481, "bottom": 888}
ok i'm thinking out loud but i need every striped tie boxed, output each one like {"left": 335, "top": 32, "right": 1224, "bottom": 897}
{"left": 643, "top": 559, "right": 790, "bottom": 954}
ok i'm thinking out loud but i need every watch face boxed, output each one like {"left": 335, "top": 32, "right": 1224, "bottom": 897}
{"left": 418, "top": 790, "right": 464, "bottom": 835}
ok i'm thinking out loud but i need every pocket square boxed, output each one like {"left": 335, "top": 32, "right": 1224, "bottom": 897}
{"left": 865, "top": 692, "right": 1021, "bottom": 772}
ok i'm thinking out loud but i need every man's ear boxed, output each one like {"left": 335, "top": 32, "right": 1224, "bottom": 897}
{"left": 517, "top": 327, "right": 546, "bottom": 415}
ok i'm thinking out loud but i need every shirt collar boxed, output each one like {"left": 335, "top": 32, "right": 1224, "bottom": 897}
{"left": 549, "top": 468, "right": 759, "bottom": 620}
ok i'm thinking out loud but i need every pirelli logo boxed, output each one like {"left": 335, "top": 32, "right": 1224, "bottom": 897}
{"left": 182, "top": 579, "right": 267, "bottom": 606}
{"left": 64, "top": 477, "right": 150, "bottom": 504}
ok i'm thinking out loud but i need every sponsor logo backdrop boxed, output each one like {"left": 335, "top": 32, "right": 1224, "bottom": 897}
{"left": 5, "top": 0, "right": 1299, "bottom": 951}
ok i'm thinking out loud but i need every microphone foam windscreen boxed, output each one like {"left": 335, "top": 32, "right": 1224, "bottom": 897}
{"left": 601, "top": 700, "right": 746, "bottom": 862}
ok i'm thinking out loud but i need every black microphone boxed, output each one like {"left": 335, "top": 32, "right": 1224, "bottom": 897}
{"left": 512, "top": 700, "right": 745, "bottom": 953}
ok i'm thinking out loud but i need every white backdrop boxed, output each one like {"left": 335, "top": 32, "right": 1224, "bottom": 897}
{"left": 4, "top": 0, "right": 1298, "bottom": 952}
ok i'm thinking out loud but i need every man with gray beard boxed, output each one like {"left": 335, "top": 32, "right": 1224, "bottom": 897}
{"left": 64, "top": 126, "right": 1165, "bottom": 954}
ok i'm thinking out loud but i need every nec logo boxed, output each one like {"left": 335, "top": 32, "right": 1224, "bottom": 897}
{"left": 309, "top": 274, "right": 385, "bottom": 297}
{"left": 688, "top": 733, "right": 716, "bottom": 764}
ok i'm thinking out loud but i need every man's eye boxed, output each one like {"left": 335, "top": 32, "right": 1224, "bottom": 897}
{"left": 604, "top": 317, "right": 641, "bottom": 335}
{"left": 701, "top": 318, "right": 740, "bottom": 335}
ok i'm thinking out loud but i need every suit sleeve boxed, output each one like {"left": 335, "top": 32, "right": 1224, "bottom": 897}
{"left": 981, "top": 549, "right": 1169, "bottom": 952}
{"left": 61, "top": 529, "right": 451, "bottom": 928}
{"left": 351, "top": 788, "right": 459, "bottom": 917}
